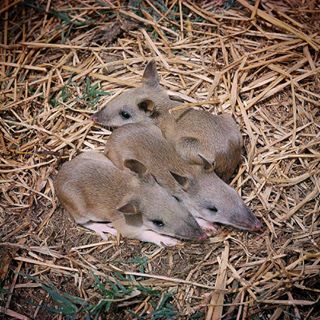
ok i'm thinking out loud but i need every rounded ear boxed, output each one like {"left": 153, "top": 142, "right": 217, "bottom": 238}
{"left": 117, "top": 200, "right": 139, "bottom": 215}
{"left": 124, "top": 159, "right": 148, "bottom": 178}
{"left": 142, "top": 60, "right": 160, "bottom": 87}
{"left": 137, "top": 99, "right": 155, "bottom": 114}
{"left": 170, "top": 171, "right": 190, "bottom": 190}
{"left": 198, "top": 154, "right": 215, "bottom": 173}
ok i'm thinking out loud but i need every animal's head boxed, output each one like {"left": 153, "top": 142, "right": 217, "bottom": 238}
{"left": 92, "top": 61, "right": 170, "bottom": 127}
{"left": 117, "top": 158, "right": 207, "bottom": 241}
{"left": 180, "top": 155, "right": 263, "bottom": 232}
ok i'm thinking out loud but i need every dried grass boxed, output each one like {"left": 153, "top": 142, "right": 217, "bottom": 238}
{"left": 1, "top": 0, "right": 319, "bottom": 319}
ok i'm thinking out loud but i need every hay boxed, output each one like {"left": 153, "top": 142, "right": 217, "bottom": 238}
{"left": 1, "top": 0, "right": 319, "bottom": 319}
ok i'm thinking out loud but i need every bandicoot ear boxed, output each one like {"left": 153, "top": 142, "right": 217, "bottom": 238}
{"left": 198, "top": 154, "right": 215, "bottom": 173}
{"left": 117, "top": 200, "right": 140, "bottom": 215}
{"left": 124, "top": 159, "right": 148, "bottom": 177}
{"left": 170, "top": 171, "right": 190, "bottom": 190}
{"left": 137, "top": 99, "right": 155, "bottom": 114}
{"left": 142, "top": 60, "right": 160, "bottom": 87}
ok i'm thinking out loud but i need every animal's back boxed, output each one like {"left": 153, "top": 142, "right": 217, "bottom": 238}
{"left": 55, "top": 151, "right": 131, "bottom": 222}
{"left": 105, "top": 123, "right": 191, "bottom": 190}
{"left": 164, "top": 109, "right": 243, "bottom": 181}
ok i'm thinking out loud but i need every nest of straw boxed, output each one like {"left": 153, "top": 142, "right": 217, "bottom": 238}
{"left": 1, "top": 0, "right": 319, "bottom": 319}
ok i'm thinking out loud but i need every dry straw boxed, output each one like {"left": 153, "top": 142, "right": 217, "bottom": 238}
{"left": 0, "top": 0, "right": 319, "bottom": 319}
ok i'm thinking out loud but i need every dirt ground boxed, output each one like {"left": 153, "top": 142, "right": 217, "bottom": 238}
{"left": 1, "top": 0, "right": 319, "bottom": 319}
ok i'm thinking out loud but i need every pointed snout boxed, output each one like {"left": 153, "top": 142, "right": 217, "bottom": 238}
{"left": 187, "top": 229, "right": 207, "bottom": 241}
{"left": 190, "top": 215, "right": 208, "bottom": 240}
{"left": 91, "top": 108, "right": 108, "bottom": 123}
{"left": 241, "top": 208, "right": 263, "bottom": 232}
{"left": 90, "top": 110, "right": 103, "bottom": 123}
{"left": 91, "top": 112, "right": 110, "bottom": 127}
{"left": 176, "top": 215, "right": 208, "bottom": 241}
{"left": 251, "top": 216, "right": 263, "bottom": 231}
{"left": 186, "top": 226, "right": 208, "bottom": 241}
{"left": 197, "top": 232, "right": 208, "bottom": 240}
{"left": 90, "top": 113, "right": 99, "bottom": 122}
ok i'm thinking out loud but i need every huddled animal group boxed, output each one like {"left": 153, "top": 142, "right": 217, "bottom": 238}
{"left": 55, "top": 61, "right": 262, "bottom": 246}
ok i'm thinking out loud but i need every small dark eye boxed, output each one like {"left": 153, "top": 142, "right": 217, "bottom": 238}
{"left": 120, "top": 110, "right": 131, "bottom": 119}
{"left": 173, "top": 196, "right": 181, "bottom": 202}
{"left": 208, "top": 206, "right": 218, "bottom": 213}
{"left": 151, "top": 219, "right": 165, "bottom": 227}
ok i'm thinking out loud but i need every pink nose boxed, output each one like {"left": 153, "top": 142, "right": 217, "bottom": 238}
{"left": 91, "top": 114, "right": 98, "bottom": 122}
{"left": 197, "top": 232, "right": 208, "bottom": 241}
{"left": 252, "top": 219, "right": 263, "bottom": 231}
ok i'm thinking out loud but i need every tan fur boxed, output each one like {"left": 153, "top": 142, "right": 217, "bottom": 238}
{"left": 157, "top": 109, "right": 243, "bottom": 181}
{"left": 105, "top": 124, "right": 262, "bottom": 232}
{"left": 54, "top": 151, "right": 205, "bottom": 245}
{"left": 93, "top": 60, "right": 242, "bottom": 181}
{"left": 106, "top": 124, "right": 191, "bottom": 192}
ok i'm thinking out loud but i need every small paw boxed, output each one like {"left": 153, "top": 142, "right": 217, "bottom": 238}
{"left": 83, "top": 222, "right": 117, "bottom": 239}
{"left": 138, "top": 230, "right": 181, "bottom": 247}
{"left": 196, "top": 218, "right": 217, "bottom": 234}
{"left": 160, "top": 237, "right": 181, "bottom": 247}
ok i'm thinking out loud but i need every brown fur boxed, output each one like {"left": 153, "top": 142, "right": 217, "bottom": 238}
{"left": 105, "top": 123, "right": 262, "bottom": 232}
{"left": 93, "top": 60, "right": 243, "bottom": 181}
{"left": 54, "top": 151, "right": 205, "bottom": 246}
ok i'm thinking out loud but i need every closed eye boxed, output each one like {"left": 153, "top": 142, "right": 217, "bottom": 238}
{"left": 151, "top": 219, "right": 165, "bottom": 228}
{"left": 119, "top": 110, "right": 131, "bottom": 119}
{"left": 173, "top": 196, "right": 181, "bottom": 202}
{"left": 208, "top": 206, "right": 218, "bottom": 213}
